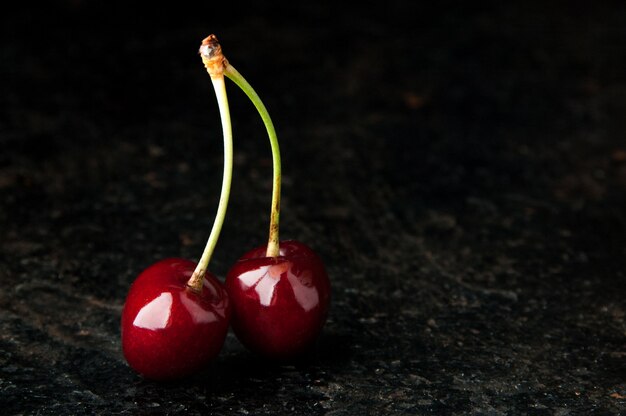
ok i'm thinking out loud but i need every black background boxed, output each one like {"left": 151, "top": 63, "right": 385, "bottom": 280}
{"left": 1, "top": 1, "right": 625, "bottom": 414}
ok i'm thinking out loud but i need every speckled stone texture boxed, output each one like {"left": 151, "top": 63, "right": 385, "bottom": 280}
{"left": 1, "top": 2, "right": 625, "bottom": 415}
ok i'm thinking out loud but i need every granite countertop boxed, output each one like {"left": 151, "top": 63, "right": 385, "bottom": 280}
{"left": 1, "top": 2, "right": 625, "bottom": 415}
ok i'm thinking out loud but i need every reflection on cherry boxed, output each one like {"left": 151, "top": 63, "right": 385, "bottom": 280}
{"left": 226, "top": 241, "right": 330, "bottom": 359}
{"left": 121, "top": 259, "right": 230, "bottom": 380}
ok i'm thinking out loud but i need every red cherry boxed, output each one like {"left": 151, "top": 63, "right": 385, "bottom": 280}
{"left": 225, "top": 240, "right": 330, "bottom": 359}
{"left": 121, "top": 258, "right": 230, "bottom": 380}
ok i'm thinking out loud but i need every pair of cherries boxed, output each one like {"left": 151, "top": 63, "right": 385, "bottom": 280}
{"left": 121, "top": 35, "right": 330, "bottom": 380}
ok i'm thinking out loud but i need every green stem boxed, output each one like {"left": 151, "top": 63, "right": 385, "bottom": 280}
{"left": 187, "top": 75, "right": 233, "bottom": 291}
{"left": 224, "top": 64, "right": 281, "bottom": 258}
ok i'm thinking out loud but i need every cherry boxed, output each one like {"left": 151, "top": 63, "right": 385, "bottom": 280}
{"left": 121, "top": 259, "right": 230, "bottom": 380}
{"left": 226, "top": 240, "right": 330, "bottom": 358}
{"left": 202, "top": 36, "right": 332, "bottom": 357}
{"left": 121, "top": 35, "right": 235, "bottom": 379}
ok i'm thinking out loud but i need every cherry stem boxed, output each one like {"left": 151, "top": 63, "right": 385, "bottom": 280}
{"left": 188, "top": 36, "right": 234, "bottom": 291}
{"left": 224, "top": 65, "right": 281, "bottom": 258}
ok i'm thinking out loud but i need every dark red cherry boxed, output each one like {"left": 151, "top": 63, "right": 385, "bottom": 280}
{"left": 225, "top": 240, "right": 330, "bottom": 359}
{"left": 121, "top": 258, "right": 230, "bottom": 380}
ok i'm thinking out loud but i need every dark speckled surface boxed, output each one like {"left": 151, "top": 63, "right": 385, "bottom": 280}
{"left": 1, "top": 1, "right": 625, "bottom": 414}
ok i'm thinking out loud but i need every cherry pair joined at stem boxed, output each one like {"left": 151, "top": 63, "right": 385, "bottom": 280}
{"left": 120, "top": 34, "right": 330, "bottom": 380}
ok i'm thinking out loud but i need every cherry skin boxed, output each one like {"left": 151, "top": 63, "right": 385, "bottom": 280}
{"left": 121, "top": 258, "right": 230, "bottom": 380}
{"left": 225, "top": 240, "right": 330, "bottom": 359}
